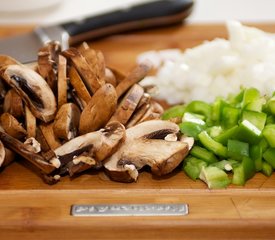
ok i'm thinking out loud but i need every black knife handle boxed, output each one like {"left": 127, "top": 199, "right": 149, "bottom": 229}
{"left": 61, "top": 0, "right": 193, "bottom": 45}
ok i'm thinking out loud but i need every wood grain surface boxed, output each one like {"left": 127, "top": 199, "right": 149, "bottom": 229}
{"left": 1, "top": 23, "right": 275, "bottom": 240}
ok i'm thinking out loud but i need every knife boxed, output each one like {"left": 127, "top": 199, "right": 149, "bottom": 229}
{"left": 0, "top": 0, "right": 193, "bottom": 63}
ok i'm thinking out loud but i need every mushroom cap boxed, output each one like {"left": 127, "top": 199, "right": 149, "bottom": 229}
{"left": 2, "top": 64, "right": 57, "bottom": 123}
{"left": 0, "top": 140, "right": 5, "bottom": 167}
{"left": 103, "top": 120, "right": 189, "bottom": 182}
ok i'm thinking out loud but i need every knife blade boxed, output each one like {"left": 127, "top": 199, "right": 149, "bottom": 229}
{"left": 0, "top": 0, "right": 193, "bottom": 63}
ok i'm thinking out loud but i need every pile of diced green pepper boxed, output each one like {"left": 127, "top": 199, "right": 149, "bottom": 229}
{"left": 162, "top": 88, "right": 275, "bottom": 189}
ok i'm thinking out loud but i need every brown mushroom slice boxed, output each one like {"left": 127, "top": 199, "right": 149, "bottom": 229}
{"left": 1, "top": 147, "right": 15, "bottom": 167}
{"left": 37, "top": 41, "right": 61, "bottom": 92}
{"left": 0, "top": 131, "right": 56, "bottom": 174}
{"left": 115, "top": 61, "right": 152, "bottom": 99}
{"left": 0, "top": 140, "right": 5, "bottom": 167}
{"left": 0, "top": 112, "right": 27, "bottom": 139}
{"left": 103, "top": 120, "right": 183, "bottom": 182}
{"left": 95, "top": 122, "right": 126, "bottom": 161}
{"left": 104, "top": 139, "right": 189, "bottom": 183}
{"left": 69, "top": 66, "right": 92, "bottom": 107}
{"left": 108, "top": 67, "right": 126, "bottom": 84}
{"left": 62, "top": 48, "right": 104, "bottom": 95}
{"left": 79, "top": 83, "right": 117, "bottom": 134}
{"left": 39, "top": 123, "right": 61, "bottom": 150}
{"left": 3, "top": 89, "right": 24, "bottom": 118}
{"left": 104, "top": 68, "right": 117, "bottom": 87}
{"left": 55, "top": 122, "right": 125, "bottom": 175}
{"left": 1, "top": 65, "right": 57, "bottom": 123}
{"left": 57, "top": 54, "right": 67, "bottom": 108}
{"left": 126, "top": 120, "right": 180, "bottom": 140}
{"left": 53, "top": 103, "right": 80, "bottom": 140}
{"left": 126, "top": 103, "right": 150, "bottom": 128}
{"left": 0, "top": 55, "right": 20, "bottom": 69}
{"left": 108, "top": 84, "right": 144, "bottom": 125}
{"left": 25, "top": 105, "right": 36, "bottom": 138}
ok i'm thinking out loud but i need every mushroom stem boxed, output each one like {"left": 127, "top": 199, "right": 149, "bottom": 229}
{"left": 0, "top": 131, "right": 56, "bottom": 174}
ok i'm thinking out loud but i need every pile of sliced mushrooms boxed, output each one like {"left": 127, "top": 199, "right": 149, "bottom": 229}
{"left": 0, "top": 41, "right": 193, "bottom": 184}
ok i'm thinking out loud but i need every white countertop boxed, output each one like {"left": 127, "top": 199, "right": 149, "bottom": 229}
{"left": 0, "top": 0, "right": 275, "bottom": 26}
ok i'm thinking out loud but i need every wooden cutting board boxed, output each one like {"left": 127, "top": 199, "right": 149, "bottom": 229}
{"left": 1, "top": 23, "right": 275, "bottom": 240}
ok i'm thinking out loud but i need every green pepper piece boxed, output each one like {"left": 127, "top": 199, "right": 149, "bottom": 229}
{"left": 185, "top": 101, "right": 212, "bottom": 120}
{"left": 227, "top": 139, "right": 249, "bottom": 161}
{"left": 207, "top": 126, "right": 223, "bottom": 138}
{"left": 221, "top": 106, "right": 240, "bottom": 129}
{"left": 198, "top": 131, "right": 228, "bottom": 158}
{"left": 190, "top": 146, "right": 218, "bottom": 163}
{"left": 214, "top": 125, "right": 238, "bottom": 145}
{"left": 266, "top": 115, "right": 275, "bottom": 125}
{"left": 199, "top": 166, "right": 231, "bottom": 189}
{"left": 250, "top": 144, "right": 263, "bottom": 172}
{"left": 241, "top": 110, "right": 267, "bottom": 131}
{"left": 241, "top": 88, "right": 261, "bottom": 108}
{"left": 260, "top": 138, "right": 269, "bottom": 152}
{"left": 261, "top": 161, "right": 273, "bottom": 177}
{"left": 183, "top": 156, "right": 207, "bottom": 180}
{"left": 210, "top": 159, "right": 236, "bottom": 172}
{"left": 182, "top": 112, "right": 206, "bottom": 124}
{"left": 263, "top": 148, "right": 275, "bottom": 168}
{"left": 211, "top": 98, "right": 222, "bottom": 123}
{"left": 227, "top": 89, "right": 244, "bottom": 107}
{"left": 262, "top": 124, "right": 275, "bottom": 148}
{"left": 235, "top": 120, "right": 262, "bottom": 144}
{"left": 245, "top": 97, "right": 266, "bottom": 112}
{"left": 266, "top": 96, "right": 275, "bottom": 115}
{"left": 162, "top": 105, "right": 186, "bottom": 120}
{"left": 232, "top": 157, "right": 256, "bottom": 186}
{"left": 179, "top": 122, "right": 206, "bottom": 140}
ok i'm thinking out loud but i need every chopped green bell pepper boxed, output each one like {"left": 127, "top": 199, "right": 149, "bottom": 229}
{"left": 221, "top": 106, "right": 240, "bottom": 129}
{"left": 241, "top": 110, "right": 267, "bottom": 131}
{"left": 185, "top": 100, "right": 212, "bottom": 120}
{"left": 190, "top": 146, "right": 218, "bottom": 163}
{"left": 250, "top": 144, "right": 263, "bottom": 172}
{"left": 179, "top": 122, "right": 206, "bottom": 140}
{"left": 227, "top": 139, "right": 249, "bottom": 161}
{"left": 199, "top": 166, "right": 231, "bottom": 189}
{"left": 162, "top": 105, "right": 185, "bottom": 120}
{"left": 262, "top": 124, "right": 275, "bottom": 148}
{"left": 232, "top": 157, "right": 256, "bottom": 186}
{"left": 263, "top": 148, "right": 275, "bottom": 168}
{"left": 214, "top": 125, "right": 238, "bottom": 145}
{"left": 261, "top": 161, "right": 273, "bottom": 177}
{"left": 183, "top": 156, "right": 208, "bottom": 180}
{"left": 198, "top": 131, "right": 228, "bottom": 158}
{"left": 235, "top": 120, "right": 262, "bottom": 144}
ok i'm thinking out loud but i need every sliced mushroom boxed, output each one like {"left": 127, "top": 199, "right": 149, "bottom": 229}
{"left": 115, "top": 61, "right": 152, "bottom": 99}
{"left": 25, "top": 105, "right": 36, "bottom": 138}
{"left": 37, "top": 41, "right": 61, "bottom": 92}
{"left": 108, "top": 84, "right": 144, "bottom": 125}
{"left": 3, "top": 88, "right": 24, "bottom": 118}
{"left": 119, "top": 138, "right": 189, "bottom": 176}
{"left": 57, "top": 54, "right": 67, "bottom": 108}
{"left": 69, "top": 66, "right": 91, "bottom": 107}
{"left": 1, "top": 147, "right": 15, "bottom": 167}
{"left": 105, "top": 68, "right": 117, "bottom": 87}
{"left": 108, "top": 67, "right": 126, "bottom": 84}
{"left": 0, "top": 140, "right": 5, "bottom": 167}
{"left": 62, "top": 48, "right": 104, "bottom": 95}
{"left": 1, "top": 64, "right": 57, "bottom": 122}
{"left": 79, "top": 83, "right": 117, "bottom": 134}
{"left": 39, "top": 123, "right": 61, "bottom": 150}
{"left": 0, "top": 131, "right": 56, "bottom": 174}
{"left": 0, "top": 55, "right": 20, "bottom": 69}
{"left": 53, "top": 103, "right": 80, "bottom": 140}
{"left": 103, "top": 120, "right": 190, "bottom": 182}
{"left": 54, "top": 122, "right": 125, "bottom": 176}
{"left": 0, "top": 112, "right": 27, "bottom": 139}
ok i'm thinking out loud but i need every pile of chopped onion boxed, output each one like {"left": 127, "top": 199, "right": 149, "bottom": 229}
{"left": 137, "top": 21, "right": 275, "bottom": 104}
